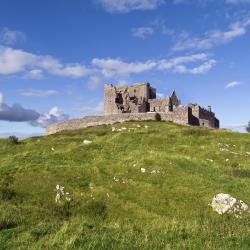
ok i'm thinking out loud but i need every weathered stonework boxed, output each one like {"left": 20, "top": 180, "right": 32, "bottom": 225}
{"left": 46, "top": 82, "right": 219, "bottom": 135}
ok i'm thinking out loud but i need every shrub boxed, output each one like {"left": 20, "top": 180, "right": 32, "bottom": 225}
{"left": 246, "top": 122, "right": 250, "bottom": 133}
{"left": 8, "top": 136, "right": 19, "bottom": 145}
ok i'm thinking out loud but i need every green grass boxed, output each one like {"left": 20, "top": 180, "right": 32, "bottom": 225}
{"left": 0, "top": 121, "right": 250, "bottom": 249}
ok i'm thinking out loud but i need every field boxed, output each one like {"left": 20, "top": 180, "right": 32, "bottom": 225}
{"left": 0, "top": 121, "right": 250, "bottom": 249}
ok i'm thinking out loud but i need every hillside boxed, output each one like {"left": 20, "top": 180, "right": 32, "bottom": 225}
{"left": 0, "top": 121, "right": 250, "bottom": 249}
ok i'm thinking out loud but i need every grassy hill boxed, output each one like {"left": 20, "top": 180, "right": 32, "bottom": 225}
{"left": 0, "top": 121, "right": 250, "bottom": 249}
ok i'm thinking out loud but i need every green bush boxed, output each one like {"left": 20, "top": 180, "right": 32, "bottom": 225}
{"left": 8, "top": 136, "right": 19, "bottom": 145}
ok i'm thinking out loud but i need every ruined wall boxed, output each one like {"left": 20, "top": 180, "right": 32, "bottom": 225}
{"left": 104, "top": 84, "right": 120, "bottom": 115}
{"left": 188, "top": 104, "right": 219, "bottom": 128}
{"left": 148, "top": 98, "right": 171, "bottom": 112}
{"left": 172, "top": 107, "right": 189, "bottom": 125}
{"left": 46, "top": 112, "right": 189, "bottom": 135}
{"left": 104, "top": 83, "right": 152, "bottom": 115}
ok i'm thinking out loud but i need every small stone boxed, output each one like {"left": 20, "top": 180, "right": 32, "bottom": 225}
{"left": 141, "top": 168, "right": 146, "bottom": 173}
{"left": 83, "top": 140, "right": 92, "bottom": 145}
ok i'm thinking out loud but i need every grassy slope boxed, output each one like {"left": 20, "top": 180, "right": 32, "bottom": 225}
{"left": 0, "top": 121, "right": 250, "bottom": 250}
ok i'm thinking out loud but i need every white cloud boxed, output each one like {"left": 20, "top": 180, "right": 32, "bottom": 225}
{"left": 173, "top": 18, "right": 250, "bottom": 51}
{"left": 0, "top": 45, "right": 216, "bottom": 82}
{"left": 20, "top": 89, "right": 59, "bottom": 97}
{"left": 31, "top": 106, "right": 69, "bottom": 128}
{"left": 132, "top": 27, "right": 154, "bottom": 39}
{"left": 225, "top": 81, "right": 241, "bottom": 88}
{"left": 24, "top": 69, "right": 43, "bottom": 79}
{"left": 92, "top": 54, "right": 216, "bottom": 77}
{"left": 1, "top": 28, "right": 26, "bottom": 45}
{"left": 92, "top": 58, "right": 157, "bottom": 77}
{"left": 96, "top": 0, "right": 165, "bottom": 13}
{"left": 0, "top": 46, "right": 89, "bottom": 78}
{"left": 157, "top": 53, "right": 216, "bottom": 74}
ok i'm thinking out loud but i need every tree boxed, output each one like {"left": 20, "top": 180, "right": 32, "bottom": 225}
{"left": 246, "top": 122, "right": 250, "bottom": 133}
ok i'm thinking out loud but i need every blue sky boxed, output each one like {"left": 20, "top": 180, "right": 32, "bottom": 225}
{"left": 0, "top": 0, "right": 250, "bottom": 136}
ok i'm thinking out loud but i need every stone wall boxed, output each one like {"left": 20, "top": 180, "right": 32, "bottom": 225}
{"left": 46, "top": 112, "right": 189, "bottom": 135}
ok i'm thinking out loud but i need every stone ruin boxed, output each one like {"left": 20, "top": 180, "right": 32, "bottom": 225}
{"left": 46, "top": 82, "right": 219, "bottom": 135}
{"left": 104, "top": 82, "right": 219, "bottom": 128}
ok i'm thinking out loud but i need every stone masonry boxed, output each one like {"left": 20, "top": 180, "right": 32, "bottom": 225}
{"left": 46, "top": 82, "right": 219, "bottom": 135}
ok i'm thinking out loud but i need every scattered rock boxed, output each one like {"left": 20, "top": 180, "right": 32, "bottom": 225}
{"left": 83, "top": 140, "right": 92, "bottom": 145}
{"left": 141, "top": 168, "right": 146, "bottom": 173}
{"left": 210, "top": 193, "right": 249, "bottom": 218}
{"left": 206, "top": 159, "right": 214, "bottom": 162}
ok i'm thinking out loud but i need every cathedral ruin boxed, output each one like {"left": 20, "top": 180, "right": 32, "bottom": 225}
{"left": 104, "top": 82, "right": 219, "bottom": 128}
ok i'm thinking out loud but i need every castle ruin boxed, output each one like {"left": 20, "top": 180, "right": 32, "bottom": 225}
{"left": 104, "top": 82, "right": 219, "bottom": 128}
{"left": 46, "top": 82, "right": 219, "bottom": 135}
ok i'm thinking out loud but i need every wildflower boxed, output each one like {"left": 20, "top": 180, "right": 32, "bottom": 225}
{"left": 55, "top": 193, "right": 61, "bottom": 203}
{"left": 144, "top": 125, "right": 149, "bottom": 128}
{"left": 133, "top": 163, "right": 136, "bottom": 167}
{"left": 83, "top": 140, "right": 92, "bottom": 145}
{"left": 112, "top": 127, "right": 116, "bottom": 132}
{"left": 136, "top": 125, "right": 141, "bottom": 128}
{"left": 121, "top": 127, "right": 127, "bottom": 130}
{"left": 51, "top": 147, "right": 55, "bottom": 151}
{"left": 55, "top": 185, "right": 71, "bottom": 203}
{"left": 225, "top": 158, "right": 229, "bottom": 162}
{"left": 246, "top": 152, "right": 250, "bottom": 156}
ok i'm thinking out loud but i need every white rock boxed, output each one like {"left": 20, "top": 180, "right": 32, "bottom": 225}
{"left": 210, "top": 193, "right": 249, "bottom": 217}
{"left": 141, "top": 168, "right": 146, "bottom": 173}
{"left": 206, "top": 159, "right": 213, "bottom": 162}
{"left": 113, "top": 177, "right": 119, "bottom": 182}
{"left": 83, "top": 140, "right": 92, "bottom": 145}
